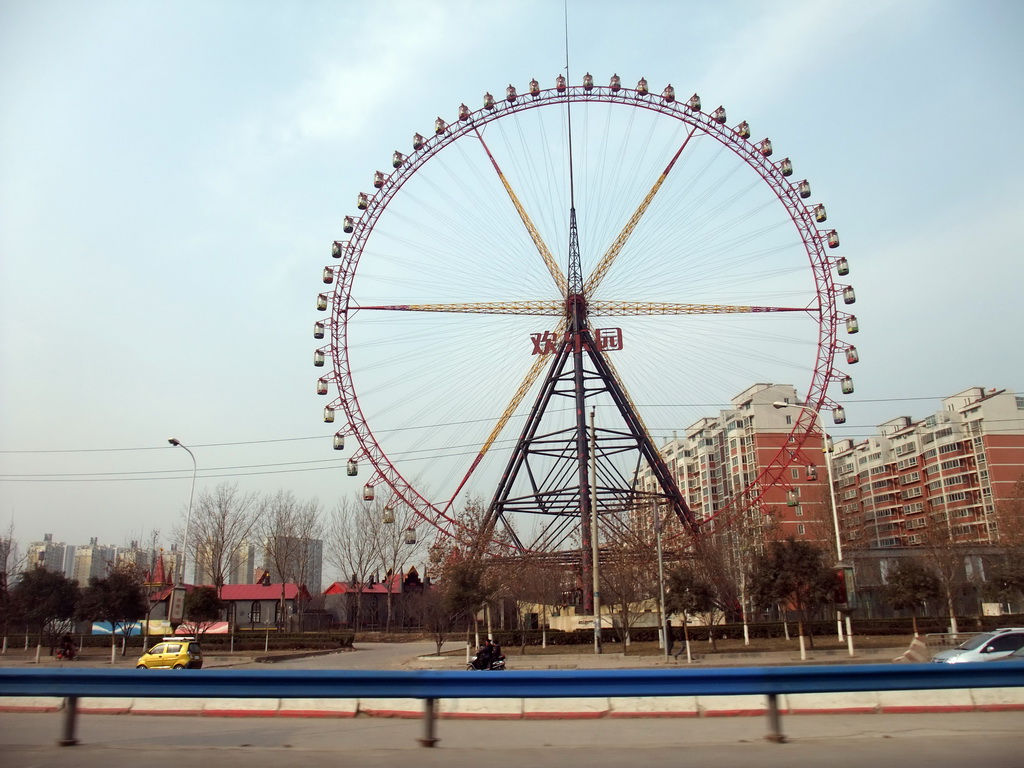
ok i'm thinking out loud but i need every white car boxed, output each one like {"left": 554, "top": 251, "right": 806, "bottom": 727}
{"left": 931, "top": 628, "right": 1024, "bottom": 663}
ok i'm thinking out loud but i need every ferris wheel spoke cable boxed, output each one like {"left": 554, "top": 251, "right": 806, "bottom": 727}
{"left": 471, "top": 126, "right": 568, "bottom": 297}
{"left": 583, "top": 125, "right": 698, "bottom": 297}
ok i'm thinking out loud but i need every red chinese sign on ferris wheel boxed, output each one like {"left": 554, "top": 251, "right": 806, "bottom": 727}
{"left": 530, "top": 328, "right": 623, "bottom": 355}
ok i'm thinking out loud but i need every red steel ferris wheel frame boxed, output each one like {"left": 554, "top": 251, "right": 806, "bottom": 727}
{"left": 317, "top": 80, "right": 853, "bottom": 545}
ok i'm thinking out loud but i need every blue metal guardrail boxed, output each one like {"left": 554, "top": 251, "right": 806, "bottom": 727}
{"left": 3, "top": 662, "right": 1023, "bottom": 747}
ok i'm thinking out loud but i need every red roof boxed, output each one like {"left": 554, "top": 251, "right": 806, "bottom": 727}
{"left": 220, "top": 583, "right": 311, "bottom": 601}
{"left": 149, "top": 583, "right": 310, "bottom": 602}
{"left": 324, "top": 574, "right": 403, "bottom": 595}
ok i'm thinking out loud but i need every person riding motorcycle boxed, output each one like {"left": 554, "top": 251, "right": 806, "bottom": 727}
{"left": 58, "top": 634, "right": 77, "bottom": 661}
{"left": 471, "top": 639, "right": 504, "bottom": 670}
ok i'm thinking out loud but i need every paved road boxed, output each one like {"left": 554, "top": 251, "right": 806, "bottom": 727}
{"left": 227, "top": 640, "right": 907, "bottom": 671}
{"left": 1, "top": 639, "right": 908, "bottom": 671}
{"left": 0, "top": 710, "right": 1020, "bottom": 768}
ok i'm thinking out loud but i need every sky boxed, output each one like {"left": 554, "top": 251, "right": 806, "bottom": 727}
{"left": 1, "top": 0, "right": 1022, "bottom": 566}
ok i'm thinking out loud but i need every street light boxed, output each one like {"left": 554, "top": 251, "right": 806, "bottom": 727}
{"left": 654, "top": 500, "right": 669, "bottom": 661}
{"left": 771, "top": 402, "right": 855, "bottom": 656}
{"left": 167, "top": 438, "right": 197, "bottom": 623}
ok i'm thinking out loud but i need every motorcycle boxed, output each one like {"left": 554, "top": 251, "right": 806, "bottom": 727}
{"left": 467, "top": 651, "right": 506, "bottom": 671}
{"left": 57, "top": 647, "right": 77, "bottom": 661}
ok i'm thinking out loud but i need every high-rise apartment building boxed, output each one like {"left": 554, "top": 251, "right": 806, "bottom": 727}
{"left": 193, "top": 539, "right": 257, "bottom": 587}
{"left": 638, "top": 382, "right": 834, "bottom": 552}
{"left": 834, "top": 387, "right": 1024, "bottom": 550}
{"left": 26, "top": 534, "right": 75, "bottom": 577}
{"left": 639, "top": 384, "right": 1024, "bottom": 556}
{"left": 72, "top": 537, "right": 118, "bottom": 585}
{"left": 262, "top": 536, "right": 324, "bottom": 594}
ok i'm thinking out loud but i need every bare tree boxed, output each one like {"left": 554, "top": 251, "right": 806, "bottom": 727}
{"left": 409, "top": 586, "right": 451, "bottom": 655}
{"left": 187, "top": 482, "right": 262, "bottom": 595}
{"left": 0, "top": 519, "right": 25, "bottom": 651}
{"left": 259, "top": 490, "right": 324, "bottom": 629}
{"left": 371, "top": 500, "right": 422, "bottom": 632}
{"left": 990, "top": 475, "right": 1024, "bottom": 602}
{"left": 598, "top": 519, "right": 657, "bottom": 652}
{"left": 504, "top": 553, "right": 565, "bottom": 651}
{"left": 326, "top": 496, "right": 378, "bottom": 630}
{"left": 917, "top": 507, "right": 977, "bottom": 635}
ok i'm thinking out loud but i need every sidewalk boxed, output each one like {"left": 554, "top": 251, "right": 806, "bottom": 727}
{"left": 405, "top": 644, "right": 908, "bottom": 670}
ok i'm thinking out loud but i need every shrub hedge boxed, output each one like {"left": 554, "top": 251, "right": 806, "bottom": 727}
{"left": 471, "top": 614, "right": 1024, "bottom": 648}
{"left": 70, "top": 631, "right": 355, "bottom": 652}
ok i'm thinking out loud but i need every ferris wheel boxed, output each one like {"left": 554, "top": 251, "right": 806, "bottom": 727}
{"left": 314, "top": 73, "right": 857, "bottom": 559}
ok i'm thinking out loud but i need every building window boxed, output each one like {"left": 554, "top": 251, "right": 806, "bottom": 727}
{"left": 250, "top": 601, "right": 261, "bottom": 625}
{"left": 796, "top": 524, "right": 805, "bottom": 535}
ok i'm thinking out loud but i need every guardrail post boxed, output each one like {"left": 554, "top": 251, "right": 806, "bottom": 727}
{"left": 418, "top": 697, "right": 439, "bottom": 747}
{"left": 764, "top": 693, "right": 785, "bottom": 743}
{"left": 59, "top": 696, "right": 79, "bottom": 746}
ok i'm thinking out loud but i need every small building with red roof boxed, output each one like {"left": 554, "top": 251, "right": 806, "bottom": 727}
{"left": 323, "top": 567, "right": 428, "bottom": 629}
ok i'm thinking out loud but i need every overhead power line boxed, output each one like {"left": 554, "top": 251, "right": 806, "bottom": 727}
{"left": 0, "top": 394, "right": 987, "bottom": 455}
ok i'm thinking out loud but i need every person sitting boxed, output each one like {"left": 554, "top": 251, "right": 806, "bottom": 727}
{"left": 476, "top": 639, "right": 504, "bottom": 669}
{"left": 489, "top": 638, "right": 503, "bottom": 661}
{"left": 59, "top": 635, "right": 76, "bottom": 660}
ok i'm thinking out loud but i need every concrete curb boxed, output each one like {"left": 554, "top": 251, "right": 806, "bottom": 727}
{"left": 3, "top": 688, "right": 1023, "bottom": 719}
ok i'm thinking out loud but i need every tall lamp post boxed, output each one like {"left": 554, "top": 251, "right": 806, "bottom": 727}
{"left": 771, "top": 402, "right": 855, "bottom": 657}
{"left": 168, "top": 438, "right": 197, "bottom": 624}
{"left": 654, "top": 499, "right": 669, "bottom": 660}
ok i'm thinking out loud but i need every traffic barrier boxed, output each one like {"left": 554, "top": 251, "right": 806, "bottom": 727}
{"left": 2, "top": 663, "right": 1023, "bottom": 747}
